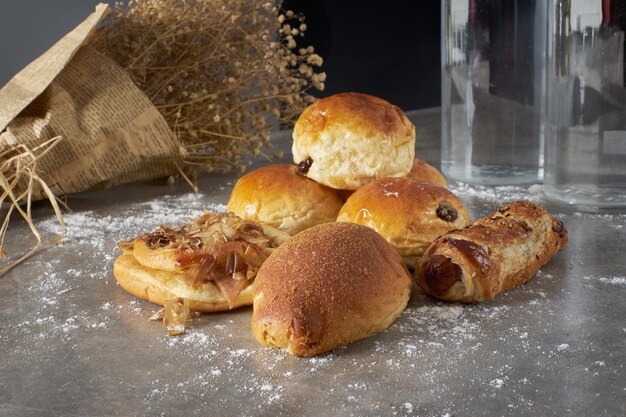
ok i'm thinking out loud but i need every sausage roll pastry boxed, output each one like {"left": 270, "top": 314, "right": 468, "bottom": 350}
{"left": 415, "top": 201, "right": 568, "bottom": 303}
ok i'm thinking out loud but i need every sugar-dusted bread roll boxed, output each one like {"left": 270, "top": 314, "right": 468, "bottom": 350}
{"left": 252, "top": 222, "right": 412, "bottom": 356}
{"left": 406, "top": 159, "right": 447, "bottom": 188}
{"left": 415, "top": 201, "right": 568, "bottom": 303}
{"left": 336, "top": 178, "right": 471, "bottom": 267}
{"left": 292, "top": 92, "right": 415, "bottom": 190}
{"left": 114, "top": 212, "right": 290, "bottom": 312}
{"left": 227, "top": 164, "right": 343, "bottom": 236}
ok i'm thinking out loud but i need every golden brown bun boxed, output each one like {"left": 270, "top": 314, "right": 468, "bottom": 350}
{"left": 406, "top": 159, "right": 447, "bottom": 188}
{"left": 292, "top": 93, "right": 415, "bottom": 190}
{"left": 415, "top": 201, "right": 568, "bottom": 303}
{"left": 252, "top": 222, "right": 412, "bottom": 356}
{"left": 114, "top": 251, "right": 253, "bottom": 312}
{"left": 227, "top": 164, "right": 343, "bottom": 236}
{"left": 336, "top": 178, "right": 472, "bottom": 267}
{"left": 335, "top": 159, "right": 446, "bottom": 202}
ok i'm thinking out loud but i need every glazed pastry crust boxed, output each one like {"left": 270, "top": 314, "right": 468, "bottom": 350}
{"left": 333, "top": 158, "right": 447, "bottom": 202}
{"left": 337, "top": 178, "right": 472, "bottom": 267}
{"left": 406, "top": 159, "right": 447, "bottom": 188}
{"left": 114, "top": 251, "right": 254, "bottom": 312}
{"left": 227, "top": 164, "right": 343, "bottom": 236}
{"left": 415, "top": 201, "right": 568, "bottom": 303}
{"left": 113, "top": 212, "right": 289, "bottom": 312}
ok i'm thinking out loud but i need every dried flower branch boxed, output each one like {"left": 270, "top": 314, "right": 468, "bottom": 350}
{"left": 1, "top": 1, "right": 324, "bottom": 273}
{"left": 90, "top": 0, "right": 325, "bottom": 176}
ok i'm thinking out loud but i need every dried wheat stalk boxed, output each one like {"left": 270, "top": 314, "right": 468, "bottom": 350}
{"left": 0, "top": 136, "right": 66, "bottom": 274}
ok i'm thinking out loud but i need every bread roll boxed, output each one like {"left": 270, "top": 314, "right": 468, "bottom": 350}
{"left": 415, "top": 201, "right": 568, "bottom": 303}
{"left": 336, "top": 158, "right": 447, "bottom": 202}
{"left": 227, "top": 164, "right": 343, "bottom": 236}
{"left": 292, "top": 92, "right": 415, "bottom": 190}
{"left": 406, "top": 159, "right": 447, "bottom": 188}
{"left": 252, "top": 222, "right": 412, "bottom": 356}
{"left": 337, "top": 178, "right": 471, "bottom": 267}
{"left": 113, "top": 212, "right": 289, "bottom": 312}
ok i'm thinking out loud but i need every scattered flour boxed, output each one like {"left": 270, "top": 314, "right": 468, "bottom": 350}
{"left": 583, "top": 276, "right": 626, "bottom": 287}
{"left": 598, "top": 277, "right": 626, "bottom": 287}
{"left": 6, "top": 192, "right": 226, "bottom": 344}
{"left": 489, "top": 378, "right": 505, "bottom": 389}
{"left": 3, "top": 181, "right": 622, "bottom": 416}
{"left": 39, "top": 192, "right": 226, "bottom": 249}
{"left": 449, "top": 183, "right": 544, "bottom": 206}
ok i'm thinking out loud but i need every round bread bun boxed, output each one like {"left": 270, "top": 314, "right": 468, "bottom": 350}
{"left": 406, "top": 159, "right": 447, "bottom": 188}
{"left": 292, "top": 92, "right": 415, "bottom": 190}
{"left": 335, "top": 158, "right": 447, "bottom": 202}
{"left": 251, "top": 222, "right": 412, "bottom": 357}
{"left": 227, "top": 164, "right": 343, "bottom": 236}
{"left": 336, "top": 178, "right": 472, "bottom": 267}
{"left": 114, "top": 251, "right": 253, "bottom": 312}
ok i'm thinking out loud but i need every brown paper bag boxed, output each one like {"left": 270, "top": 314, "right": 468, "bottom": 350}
{"left": 0, "top": 4, "right": 180, "bottom": 272}
{"left": 0, "top": 3, "right": 179, "bottom": 199}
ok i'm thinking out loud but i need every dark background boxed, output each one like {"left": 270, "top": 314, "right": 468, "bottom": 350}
{"left": 0, "top": 1, "right": 440, "bottom": 111}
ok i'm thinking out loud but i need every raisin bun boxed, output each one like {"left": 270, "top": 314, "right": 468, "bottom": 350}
{"left": 252, "top": 222, "right": 412, "bottom": 356}
{"left": 113, "top": 212, "right": 290, "bottom": 312}
{"left": 227, "top": 164, "right": 343, "bottom": 236}
{"left": 336, "top": 178, "right": 471, "bottom": 267}
{"left": 406, "top": 159, "right": 447, "bottom": 188}
{"left": 336, "top": 158, "right": 447, "bottom": 202}
{"left": 292, "top": 93, "right": 415, "bottom": 190}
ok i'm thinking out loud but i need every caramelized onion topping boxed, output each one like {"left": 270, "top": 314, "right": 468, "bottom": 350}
{"left": 132, "top": 212, "right": 280, "bottom": 290}
{"left": 163, "top": 297, "right": 191, "bottom": 336}
{"left": 119, "top": 212, "right": 283, "bottom": 323}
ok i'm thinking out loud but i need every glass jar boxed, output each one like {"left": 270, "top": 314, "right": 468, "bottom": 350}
{"left": 441, "top": 0, "right": 547, "bottom": 185}
{"left": 544, "top": 0, "right": 626, "bottom": 209}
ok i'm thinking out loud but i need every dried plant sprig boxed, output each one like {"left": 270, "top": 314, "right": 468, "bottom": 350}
{"left": 0, "top": 136, "right": 66, "bottom": 276}
{"left": 91, "top": 0, "right": 325, "bottom": 176}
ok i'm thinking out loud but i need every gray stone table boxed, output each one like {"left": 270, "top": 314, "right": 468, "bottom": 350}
{"left": 0, "top": 109, "right": 624, "bottom": 416}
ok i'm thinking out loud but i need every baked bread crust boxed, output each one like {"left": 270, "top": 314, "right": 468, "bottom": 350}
{"left": 336, "top": 178, "right": 472, "bottom": 267}
{"left": 292, "top": 93, "right": 415, "bottom": 190}
{"left": 113, "top": 212, "right": 289, "bottom": 312}
{"left": 227, "top": 164, "right": 343, "bottom": 236}
{"left": 251, "top": 222, "right": 412, "bottom": 356}
{"left": 406, "top": 159, "right": 447, "bottom": 188}
{"left": 415, "top": 201, "right": 569, "bottom": 303}
{"left": 335, "top": 158, "right": 447, "bottom": 202}
{"left": 114, "top": 251, "right": 254, "bottom": 312}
